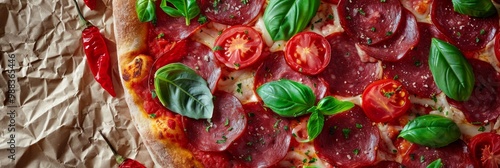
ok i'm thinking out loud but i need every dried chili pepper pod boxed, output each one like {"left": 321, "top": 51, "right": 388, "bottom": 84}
{"left": 99, "top": 130, "right": 147, "bottom": 168}
{"left": 73, "top": 0, "right": 116, "bottom": 97}
{"left": 84, "top": 0, "right": 96, "bottom": 10}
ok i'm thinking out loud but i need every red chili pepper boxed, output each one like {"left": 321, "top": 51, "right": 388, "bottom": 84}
{"left": 119, "top": 159, "right": 147, "bottom": 168}
{"left": 99, "top": 131, "right": 147, "bottom": 168}
{"left": 84, "top": 0, "right": 96, "bottom": 10}
{"left": 74, "top": 0, "right": 116, "bottom": 97}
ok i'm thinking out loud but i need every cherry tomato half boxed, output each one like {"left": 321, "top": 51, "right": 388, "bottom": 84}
{"left": 361, "top": 79, "right": 411, "bottom": 123}
{"left": 213, "top": 25, "right": 264, "bottom": 70}
{"left": 494, "top": 33, "right": 500, "bottom": 63}
{"left": 469, "top": 133, "right": 500, "bottom": 168}
{"left": 285, "top": 32, "right": 331, "bottom": 75}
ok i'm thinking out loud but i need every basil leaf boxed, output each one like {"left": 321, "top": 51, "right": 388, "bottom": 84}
{"left": 154, "top": 63, "right": 213, "bottom": 119}
{"left": 306, "top": 110, "right": 324, "bottom": 141}
{"left": 257, "top": 79, "right": 316, "bottom": 117}
{"left": 452, "top": 0, "right": 496, "bottom": 18}
{"left": 426, "top": 159, "right": 443, "bottom": 168}
{"left": 136, "top": 0, "right": 156, "bottom": 23}
{"left": 160, "top": 0, "right": 200, "bottom": 25}
{"left": 263, "top": 0, "right": 320, "bottom": 41}
{"left": 316, "top": 96, "right": 354, "bottom": 115}
{"left": 399, "top": 115, "right": 461, "bottom": 148}
{"left": 429, "top": 38, "right": 474, "bottom": 101}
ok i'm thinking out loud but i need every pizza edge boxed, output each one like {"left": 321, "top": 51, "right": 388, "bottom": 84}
{"left": 112, "top": 1, "right": 200, "bottom": 167}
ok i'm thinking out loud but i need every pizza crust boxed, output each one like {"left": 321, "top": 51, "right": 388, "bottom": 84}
{"left": 113, "top": 0, "right": 150, "bottom": 72}
{"left": 112, "top": 1, "right": 200, "bottom": 167}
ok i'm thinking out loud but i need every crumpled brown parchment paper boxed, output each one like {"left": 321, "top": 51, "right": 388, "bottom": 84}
{"left": 0, "top": 0, "right": 155, "bottom": 167}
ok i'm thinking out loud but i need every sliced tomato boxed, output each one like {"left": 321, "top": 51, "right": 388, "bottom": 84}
{"left": 361, "top": 79, "right": 411, "bottom": 123}
{"left": 495, "top": 33, "right": 500, "bottom": 62}
{"left": 285, "top": 32, "right": 331, "bottom": 75}
{"left": 213, "top": 25, "right": 264, "bottom": 70}
{"left": 469, "top": 133, "right": 500, "bottom": 168}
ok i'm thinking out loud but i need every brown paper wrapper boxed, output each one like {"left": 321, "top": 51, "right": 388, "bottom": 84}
{"left": 0, "top": 0, "right": 154, "bottom": 167}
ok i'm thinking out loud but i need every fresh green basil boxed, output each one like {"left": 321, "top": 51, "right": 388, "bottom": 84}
{"left": 306, "top": 110, "right": 324, "bottom": 142}
{"left": 154, "top": 63, "right": 213, "bottom": 119}
{"left": 136, "top": 0, "right": 157, "bottom": 23}
{"left": 429, "top": 38, "right": 475, "bottom": 101}
{"left": 258, "top": 79, "right": 354, "bottom": 142}
{"left": 263, "top": 0, "right": 320, "bottom": 41}
{"left": 426, "top": 159, "right": 443, "bottom": 168}
{"left": 160, "top": 0, "right": 200, "bottom": 25}
{"left": 452, "top": 0, "right": 496, "bottom": 18}
{"left": 399, "top": 115, "right": 461, "bottom": 148}
{"left": 257, "top": 79, "right": 316, "bottom": 117}
{"left": 316, "top": 96, "right": 354, "bottom": 115}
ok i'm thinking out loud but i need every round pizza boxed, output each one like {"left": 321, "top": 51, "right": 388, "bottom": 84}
{"left": 113, "top": 0, "right": 500, "bottom": 167}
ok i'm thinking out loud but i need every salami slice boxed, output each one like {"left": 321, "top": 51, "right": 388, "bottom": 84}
{"left": 198, "top": 0, "right": 264, "bottom": 25}
{"left": 401, "top": 140, "right": 475, "bottom": 168}
{"left": 150, "top": 39, "right": 222, "bottom": 92}
{"left": 254, "top": 51, "right": 329, "bottom": 100}
{"left": 154, "top": 6, "right": 204, "bottom": 41}
{"left": 431, "top": 0, "right": 498, "bottom": 55}
{"left": 322, "top": 0, "right": 339, "bottom": 4}
{"left": 382, "top": 23, "right": 440, "bottom": 98}
{"left": 358, "top": 10, "right": 419, "bottom": 62}
{"left": 364, "top": 161, "right": 405, "bottom": 168}
{"left": 190, "top": 150, "right": 233, "bottom": 168}
{"left": 338, "top": 0, "right": 403, "bottom": 45}
{"left": 227, "top": 102, "right": 291, "bottom": 167}
{"left": 184, "top": 91, "right": 246, "bottom": 151}
{"left": 151, "top": 40, "right": 188, "bottom": 71}
{"left": 320, "top": 33, "right": 380, "bottom": 96}
{"left": 179, "top": 40, "right": 222, "bottom": 92}
{"left": 448, "top": 59, "right": 500, "bottom": 123}
{"left": 314, "top": 106, "right": 380, "bottom": 167}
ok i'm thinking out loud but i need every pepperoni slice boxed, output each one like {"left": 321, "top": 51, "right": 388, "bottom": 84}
{"left": 448, "top": 59, "right": 500, "bottom": 123}
{"left": 495, "top": 33, "right": 500, "bottom": 63}
{"left": 150, "top": 39, "right": 222, "bottom": 92}
{"left": 151, "top": 40, "right": 187, "bottom": 71}
{"left": 198, "top": 0, "right": 264, "bottom": 25}
{"left": 358, "top": 10, "right": 419, "bottom": 62}
{"left": 227, "top": 102, "right": 291, "bottom": 167}
{"left": 184, "top": 91, "right": 246, "bottom": 151}
{"left": 254, "top": 51, "right": 329, "bottom": 100}
{"left": 314, "top": 106, "right": 380, "bottom": 167}
{"left": 431, "top": 0, "right": 498, "bottom": 55}
{"left": 320, "top": 33, "right": 380, "bottom": 96}
{"left": 382, "top": 23, "right": 440, "bottom": 98}
{"left": 401, "top": 140, "right": 475, "bottom": 168}
{"left": 338, "top": 0, "right": 403, "bottom": 45}
{"left": 365, "top": 161, "right": 405, "bottom": 168}
{"left": 179, "top": 40, "right": 222, "bottom": 92}
{"left": 322, "top": 0, "right": 339, "bottom": 4}
{"left": 190, "top": 150, "right": 233, "bottom": 168}
{"left": 153, "top": 5, "right": 204, "bottom": 41}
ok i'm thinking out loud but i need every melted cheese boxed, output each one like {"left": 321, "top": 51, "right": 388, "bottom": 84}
{"left": 281, "top": 118, "right": 332, "bottom": 168}
{"left": 192, "top": 22, "right": 227, "bottom": 48}
{"left": 401, "top": 0, "right": 432, "bottom": 23}
{"left": 216, "top": 68, "right": 258, "bottom": 104}
{"left": 254, "top": 17, "right": 275, "bottom": 48}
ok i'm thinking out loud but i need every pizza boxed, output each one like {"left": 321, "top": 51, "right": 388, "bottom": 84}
{"left": 112, "top": 0, "right": 500, "bottom": 167}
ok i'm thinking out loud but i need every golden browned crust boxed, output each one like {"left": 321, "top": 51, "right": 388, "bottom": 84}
{"left": 113, "top": 0, "right": 148, "bottom": 64}
{"left": 112, "top": 1, "right": 201, "bottom": 167}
